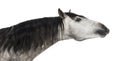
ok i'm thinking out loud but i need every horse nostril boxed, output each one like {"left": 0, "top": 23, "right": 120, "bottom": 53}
{"left": 95, "top": 23, "right": 109, "bottom": 37}
{"left": 96, "top": 30, "right": 106, "bottom": 36}
{"left": 99, "top": 23, "right": 110, "bottom": 34}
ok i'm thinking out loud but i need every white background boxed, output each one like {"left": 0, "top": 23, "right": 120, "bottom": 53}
{"left": 0, "top": 0, "right": 120, "bottom": 61}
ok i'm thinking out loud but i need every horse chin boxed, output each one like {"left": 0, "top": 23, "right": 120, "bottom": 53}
{"left": 97, "top": 33, "right": 108, "bottom": 38}
{"left": 100, "top": 35, "right": 106, "bottom": 38}
{"left": 74, "top": 38, "right": 88, "bottom": 41}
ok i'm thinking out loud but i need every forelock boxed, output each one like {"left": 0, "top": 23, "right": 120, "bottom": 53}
{"left": 65, "top": 12, "right": 86, "bottom": 19}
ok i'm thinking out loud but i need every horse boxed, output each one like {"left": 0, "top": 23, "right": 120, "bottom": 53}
{"left": 0, "top": 8, "right": 109, "bottom": 61}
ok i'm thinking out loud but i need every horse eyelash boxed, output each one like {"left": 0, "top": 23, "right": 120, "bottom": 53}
{"left": 75, "top": 18, "right": 82, "bottom": 22}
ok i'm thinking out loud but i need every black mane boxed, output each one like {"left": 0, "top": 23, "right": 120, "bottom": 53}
{"left": 0, "top": 12, "right": 81, "bottom": 53}
{"left": 0, "top": 17, "right": 64, "bottom": 53}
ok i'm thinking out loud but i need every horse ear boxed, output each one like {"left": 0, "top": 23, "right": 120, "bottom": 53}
{"left": 69, "top": 9, "right": 71, "bottom": 13}
{"left": 58, "top": 8, "right": 66, "bottom": 19}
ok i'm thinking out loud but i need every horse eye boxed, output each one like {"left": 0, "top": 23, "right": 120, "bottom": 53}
{"left": 76, "top": 18, "right": 81, "bottom": 22}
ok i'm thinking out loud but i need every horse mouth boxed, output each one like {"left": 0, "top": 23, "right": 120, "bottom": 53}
{"left": 95, "top": 29, "right": 110, "bottom": 38}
